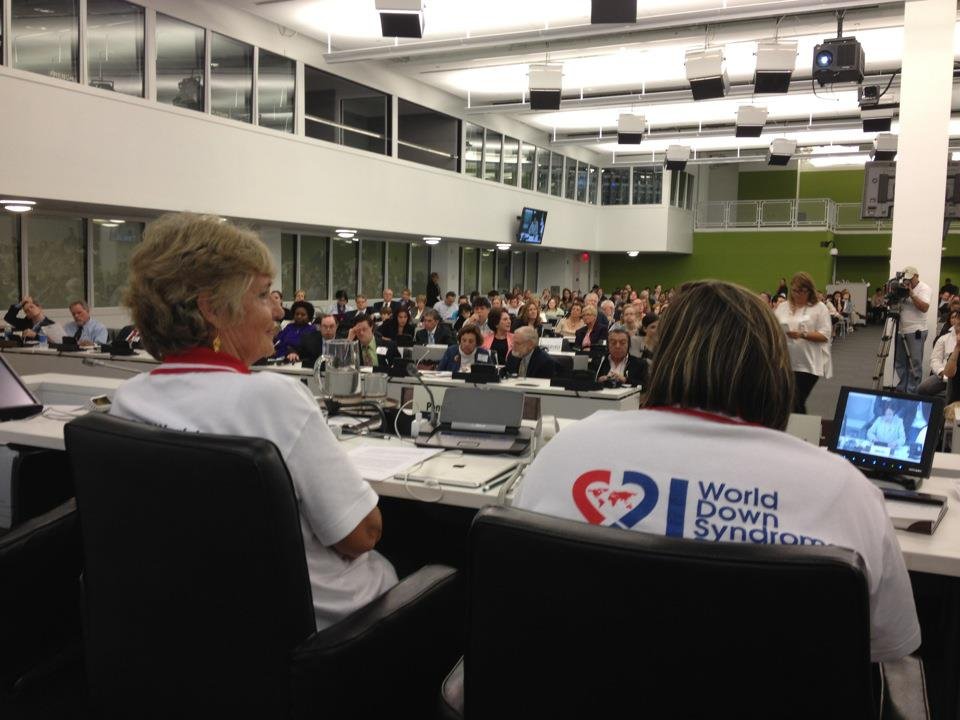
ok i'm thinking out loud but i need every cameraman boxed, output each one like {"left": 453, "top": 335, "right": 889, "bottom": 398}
{"left": 894, "top": 266, "right": 932, "bottom": 394}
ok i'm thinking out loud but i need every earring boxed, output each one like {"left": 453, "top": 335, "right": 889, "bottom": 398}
{"left": 213, "top": 335, "right": 221, "bottom": 353}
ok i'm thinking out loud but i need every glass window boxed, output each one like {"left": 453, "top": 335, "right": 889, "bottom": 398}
{"left": 331, "top": 238, "right": 357, "bottom": 296}
{"left": 156, "top": 13, "right": 204, "bottom": 112}
{"left": 549, "top": 153, "right": 563, "bottom": 197}
{"left": 686, "top": 173, "right": 695, "bottom": 210}
{"left": 280, "top": 232, "right": 297, "bottom": 296}
{"left": 397, "top": 99, "right": 460, "bottom": 172}
{"left": 535, "top": 148, "right": 550, "bottom": 194}
{"left": 524, "top": 252, "right": 538, "bottom": 293}
{"left": 670, "top": 169, "right": 680, "bottom": 206}
{"left": 87, "top": 0, "right": 143, "bottom": 97}
{"left": 258, "top": 49, "right": 295, "bottom": 133}
{"left": 27, "top": 215, "right": 84, "bottom": 308}
{"left": 300, "top": 235, "right": 328, "bottom": 301}
{"left": 305, "top": 65, "right": 390, "bottom": 156}
{"left": 676, "top": 170, "right": 687, "bottom": 207}
{"left": 12, "top": 0, "right": 79, "bottom": 81}
{"left": 360, "top": 239, "right": 384, "bottom": 297}
{"left": 520, "top": 143, "right": 536, "bottom": 191}
{"left": 92, "top": 220, "right": 142, "bottom": 307}
{"left": 210, "top": 32, "right": 252, "bottom": 123}
{"left": 588, "top": 165, "right": 599, "bottom": 204}
{"left": 465, "top": 123, "right": 484, "bottom": 179}
{"left": 461, "top": 248, "right": 479, "bottom": 295}
{"left": 0, "top": 217, "right": 22, "bottom": 303}
{"left": 502, "top": 136, "right": 519, "bottom": 186}
{"left": 496, "top": 250, "right": 510, "bottom": 294}
{"left": 386, "top": 241, "right": 408, "bottom": 294}
{"left": 410, "top": 243, "right": 429, "bottom": 300}
{"left": 601, "top": 168, "right": 630, "bottom": 205}
{"left": 576, "top": 162, "right": 588, "bottom": 202}
{"left": 564, "top": 158, "right": 577, "bottom": 200}
{"left": 632, "top": 167, "right": 663, "bottom": 205}
{"left": 511, "top": 252, "right": 524, "bottom": 290}
{"left": 483, "top": 130, "right": 502, "bottom": 182}
{"left": 480, "top": 249, "right": 495, "bottom": 293}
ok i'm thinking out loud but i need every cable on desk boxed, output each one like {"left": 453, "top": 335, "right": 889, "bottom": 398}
{"left": 393, "top": 398, "right": 420, "bottom": 445}
{"left": 41, "top": 407, "right": 87, "bottom": 421}
{"left": 399, "top": 455, "right": 447, "bottom": 503}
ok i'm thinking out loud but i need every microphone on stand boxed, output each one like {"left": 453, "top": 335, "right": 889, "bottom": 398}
{"left": 81, "top": 357, "right": 142, "bottom": 376}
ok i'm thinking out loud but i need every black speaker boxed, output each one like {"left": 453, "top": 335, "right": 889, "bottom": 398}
{"left": 591, "top": 0, "right": 637, "bottom": 23}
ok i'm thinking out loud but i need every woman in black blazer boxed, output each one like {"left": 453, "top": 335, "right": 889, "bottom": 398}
{"left": 378, "top": 306, "right": 415, "bottom": 342}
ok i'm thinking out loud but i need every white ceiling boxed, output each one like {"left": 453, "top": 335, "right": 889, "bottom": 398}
{"left": 228, "top": 0, "right": 960, "bottom": 163}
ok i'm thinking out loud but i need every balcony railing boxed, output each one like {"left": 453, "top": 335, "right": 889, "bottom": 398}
{"left": 694, "top": 199, "right": 899, "bottom": 232}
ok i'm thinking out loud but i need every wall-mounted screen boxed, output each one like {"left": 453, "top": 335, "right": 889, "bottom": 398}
{"left": 517, "top": 207, "right": 547, "bottom": 245}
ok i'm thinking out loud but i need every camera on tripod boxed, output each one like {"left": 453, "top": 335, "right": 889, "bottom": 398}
{"left": 884, "top": 272, "right": 911, "bottom": 304}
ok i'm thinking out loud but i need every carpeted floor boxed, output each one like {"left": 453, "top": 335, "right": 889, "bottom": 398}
{"left": 805, "top": 323, "right": 886, "bottom": 420}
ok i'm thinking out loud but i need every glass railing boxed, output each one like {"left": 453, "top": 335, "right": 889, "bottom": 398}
{"left": 694, "top": 199, "right": 897, "bottom": 231}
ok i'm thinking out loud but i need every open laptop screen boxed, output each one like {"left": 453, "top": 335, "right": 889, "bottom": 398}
{"left": 440, "top": 387, "right": 524, "bottom": 431}
{"left": 0, "top": 354, "right": 43, "bottom": 421}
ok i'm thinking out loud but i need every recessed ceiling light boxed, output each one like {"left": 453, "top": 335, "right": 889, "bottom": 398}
{"left": 497, "top": 243, "right": 512, "bottom": 250}
{"left": 335, "top": 228, "right": 355, "bottom": 234}
{"left": 337, "top": 231, "right": 356, "bottom": 238}
{"left": 627, "top": 251, "right": 640, "bottom": 257}
{"left": 3, "top": 204, "right": 33, "bottom": 213}
{"left": 0, "top": 199, "right": 36, "bottom": 206}
{"left": 424, "top": 236, "right": 441, "bottom": 245}
{"left": 108, "top": 219, "right": 126, "bottom": 224}
{"left": 100, "top": 222, "right": 119, "bottom": 228}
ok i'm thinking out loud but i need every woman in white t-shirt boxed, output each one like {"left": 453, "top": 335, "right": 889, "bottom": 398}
{"left": 774, "top": 271, "right": 832, "bottom": 414}
{"left": 110, "top": 213, "right": 397, "bottom": 631}
{"left": 515, "top": 279, "right": 920, "bottom": 662}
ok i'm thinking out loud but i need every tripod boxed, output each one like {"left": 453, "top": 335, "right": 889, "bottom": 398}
{"left": 872, "top": 300, "right": 916, "bottom": 390}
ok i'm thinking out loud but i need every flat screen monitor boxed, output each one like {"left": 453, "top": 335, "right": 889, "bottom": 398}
{"left": 0, "top": 354, "right": 43, "bottom": 421}
{"left": 828, "top": 386, "right": 942, "bottom": 482}
{"left": 517, "top": 207, "right": 547, "bottom": 244}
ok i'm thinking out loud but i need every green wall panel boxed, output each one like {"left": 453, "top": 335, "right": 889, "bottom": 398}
{"left": 737, "top": 170, "right": 797, "bottom": 201}
{"left": 799, "top": 169, "right": 864, "bottom": 203}
{"left": 599, "top": 231, "right": 833, "bottom": 294}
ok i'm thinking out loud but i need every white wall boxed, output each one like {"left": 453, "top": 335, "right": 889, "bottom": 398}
{"left": 706, "top": 164, "right": 740, "bottom": 203}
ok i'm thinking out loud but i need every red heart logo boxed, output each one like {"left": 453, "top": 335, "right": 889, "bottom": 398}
{"left": 572, "top": 469, "right": 660, "bottom": 527}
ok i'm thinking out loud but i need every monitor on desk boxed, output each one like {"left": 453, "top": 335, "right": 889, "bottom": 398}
{"left": 0, "top": 354, "right": 43, "bottom": 421}
{"left": 828, "top": 386, "right": 942, "bottom": 484}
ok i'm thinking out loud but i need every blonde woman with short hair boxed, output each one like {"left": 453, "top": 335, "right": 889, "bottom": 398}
{"left": 112, "top": 213, "right": 397, "bottom": 630}
{"left": 774, "top": 271, "right": 832, "bottom": 414}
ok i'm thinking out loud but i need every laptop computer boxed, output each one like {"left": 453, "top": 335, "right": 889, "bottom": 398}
{"left": 401, "top": 454, "right": 519, "bottom": 488}
{"left": 415, "top": 386, "right": 533, "bottom": 454}
{"left": 0, "top": 354, "right": 43, "bottom": 421}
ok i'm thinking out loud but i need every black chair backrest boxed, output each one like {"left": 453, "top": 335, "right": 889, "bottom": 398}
{"left": 465, "top": 506, "right": 874, "bottom": 719}
{"left": 0, "top": 499, "right": 81, "bottom": 693}
{"left": 64, "top": 413, "right": 315, "bottom": 717}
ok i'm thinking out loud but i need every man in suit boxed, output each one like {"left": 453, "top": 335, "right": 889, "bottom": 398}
{"left": 593, "top": 326, "right": 646, "bottom": 387}
{"left": 506, "top": 326, "right": 555, "bottom": 379}
{"left": 349, "top": 315, "right": 398, "bottom": 370}
{"left": 373, "top": 288, "right": 401, "bottom": 316}
{"left": 63, "top": 300, "right": 109, "bottom": 346}
{"left": 340, "top": 294, "right": 371, "bottom": 336}
{"left": 414, "top": 309, "right": 454, "bottom": 345}
{"left": 291, "top": 313, "right": 339, "bottom": 368}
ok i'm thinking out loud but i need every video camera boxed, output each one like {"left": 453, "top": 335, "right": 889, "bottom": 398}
{"left": 884, "top": 272, "right": 911, "bottom": 304}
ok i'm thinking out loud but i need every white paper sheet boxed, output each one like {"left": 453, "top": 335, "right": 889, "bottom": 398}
{"left": 346, "top": 444, "right": 443, "bottom": 481}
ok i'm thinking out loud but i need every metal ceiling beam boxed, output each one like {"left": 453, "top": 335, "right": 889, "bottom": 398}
{"left": 323, "top": 2, "right": 907, "bottom": 65}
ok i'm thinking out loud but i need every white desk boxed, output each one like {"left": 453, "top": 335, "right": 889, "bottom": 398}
{"left": 1, "top": 346, "right": 156, "bottom": 379}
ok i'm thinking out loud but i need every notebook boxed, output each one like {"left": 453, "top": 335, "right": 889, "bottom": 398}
{"left": 883, "top": 487, "right": 948, "bottom": 534}
{"left": 415, "top": 386, "right": 532, "bottom": 454}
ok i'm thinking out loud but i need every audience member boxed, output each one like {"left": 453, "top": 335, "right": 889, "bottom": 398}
{"left": 414, "top": 308, "right": 453, "bottom": 345}
{"left": 294, "top": 289, "right": 306, "bottom": 301}
{"left": 513, "top": 300, "right": 543, "bottom": 333}
{"left": 273, "top": 300, "right": 316, "bottom": 359}
{"left": 438, "top": 325, "right": 491, "bottom": 372}
{"left": 326, "top": 289, "right": 353, "bottom": 325}
{"left": 426, "top": 271, "right": 441, "bottom": 307}
{"left": 4, "top": 295, "right": 56, "bottom": 339}
{"left": 343, "top": 294, "right": 371, "bottom": 329}
{"left": 111, "top": 212, "right": 397, "bottom": 631}
{"left": 918, "top": 309, "right": 960, "bottom": 396}
{"left": 348, "top": 315, "right": 398, "bottom": 369}
{"left": 514, "top": 279, "right": 920, "bottom": 663}
{"left": 63, "top": 300, "right": 109, "bottom": 346}
{"left": 505, "top": 294, "right": 521, "bottom": 316}
{"left": 434, "top": 291, "right": 458, "bottom": 322}
{"left": 272, "top": 290, "right": 293, "bottom": 320}
{"left": 483, "top": 307, "right": 514, "bottom": 364}
{"left": 543, "top": 296, "right": 563, "bottom": 320}
{"left": 379, "top": 305, "right": 415, "bottom": 342}
{"left": 456, "top": 296, "right": 493, "bottom": 337}
{"left": 505, "top": 326, "right": 555, "bottom": 379}
{"left": 556, "top": 302, "right": 585, "bottom": 338}
{"left": 600, "top": 299, "right": 616, "bottom": 325}
{"left": 774, "top": 272, "right": 832, "bottom": 414}
{"left": 412, "top": 294, "right": 427, "bottom": 324}
{"left": 575, "top": 305, "right": 608, "bottom": 349}
{"left": 593, "top": 326, "right": 645, "bottom": 387}
{"left": 373, "top": 288, "right": 400, "bottom": 315}
{"left": 293, "top": 313, "right": 338, "bottom": 368}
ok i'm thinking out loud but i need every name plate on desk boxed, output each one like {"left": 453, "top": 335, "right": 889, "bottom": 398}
{"left": 884, "top": 487, "right": 948, "bottom": 535}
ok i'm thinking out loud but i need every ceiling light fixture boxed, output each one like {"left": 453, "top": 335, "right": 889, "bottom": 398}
{"left": 375, "top": 0, "right": 424, "bottom": 39}
{"left": 423, "top": 236, "right": 441, "bottom": 245}
{"left": 627, "top": 251, "right": 640, "bottom": 257}
{"left": 871, "top": 133, "right": 898, "bottom": 161}
{"left": 767, "top": 138, "right": 797, "bottom": 166}
{"left": 753, "top": 41, "right": 798, "bottom": 94}
{"left": 684, "top": 48, "right": 728, "bottom": 101}
{"left": 497, "top": 243, "right": 512, "bottom": 250}
{"left": 735, "top": 105, "right": 768, "bottom": 138}
{"left": 108, "top": 219, "right": 126, "bottom": 224}
{"left": 528, "top": 63, "right": 563, "bottom": 111}
{"left": 590, "top": 0, "right": 637, "bottom": 24}
{"left": 3, "top": 204, "right": 33, "bottom": 213}
{"left": 100, "top": 222, "right": 119, "bottom": 228}
{"left": 337, "top": 231, "right": 356, "bottom": 238}
{"left": 665, "top": 145, "right": 691, "bottom": 171}
{"left": 617, "top": 114, "right": 646, "bottom": 144}
{"left": 0, "top": 199, "right": 36, "bottom": 206}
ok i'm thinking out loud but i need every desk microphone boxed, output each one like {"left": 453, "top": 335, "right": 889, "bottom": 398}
{"left": 405, "top": 363, "right": 439, "bottom": 428}
{"left": 81, "top": 357, "right": 142, "bottom": 376}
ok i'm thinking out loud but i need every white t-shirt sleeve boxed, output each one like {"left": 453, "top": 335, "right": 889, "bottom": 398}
{"left": 282, "top": 383, "right": 379, "bottom": 547}
{"left": 814, "top": 302, "right": 832, "bottom": 338}
{"left": 915, "top": 282, "right": 932, "bottom": 307}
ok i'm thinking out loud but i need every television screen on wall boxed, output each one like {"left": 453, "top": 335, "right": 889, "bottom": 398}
{"left": 517, "top": 207, "right": 547, "bottom": 244}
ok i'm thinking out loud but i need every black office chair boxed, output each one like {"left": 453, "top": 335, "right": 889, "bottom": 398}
{"left": 64, "top": 413, "right": 462, "bottom": 719}
{"left": 439, "top": 506, "right": 928, "bottom": 720}
{"left": 0, "top": 499, "right": 84, "bottom": 708}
